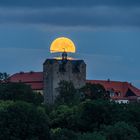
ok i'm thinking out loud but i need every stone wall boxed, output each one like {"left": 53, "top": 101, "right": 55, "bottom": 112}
{"left": 43, "top": 59, "right": 86, "bottom": 104}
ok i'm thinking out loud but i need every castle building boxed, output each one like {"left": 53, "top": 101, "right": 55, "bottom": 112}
{"left": 43, "top": 59, "right": 86, "bottom": 104}
{"left": 9, "top": 71, "right": 140, "bottom": 103}
{"left": 8, "top": 37, "right": 140, "bottom": 104}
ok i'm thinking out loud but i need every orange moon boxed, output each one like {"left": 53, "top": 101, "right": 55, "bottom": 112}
{"left": 50, "top": 37, "right": 76, "bottom": 53}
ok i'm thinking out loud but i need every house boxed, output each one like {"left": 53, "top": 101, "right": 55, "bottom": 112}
{"left": 87, "top": 80, "right": 140, "bottom": 103}
{"left": 9, "top": 71, "right": 140, "bottom": 103}
{"left": 9, "top": 71, "right": 43, "bottom": 94}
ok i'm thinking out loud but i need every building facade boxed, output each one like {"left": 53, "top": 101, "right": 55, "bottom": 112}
{"left": 9, "top": 71, "right": 43, "bottom": 94}
{"left": 43, "top": 59, "right": 86, "bottom": 104}
{"left": 9, "top": 72, "right": 140, "bottom": 103}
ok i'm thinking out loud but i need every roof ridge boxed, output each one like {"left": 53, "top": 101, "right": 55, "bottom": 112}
{"left": 87, "top": 79, "right": 128, "bottom": 83}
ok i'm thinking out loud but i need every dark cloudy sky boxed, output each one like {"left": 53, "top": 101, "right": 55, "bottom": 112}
{"left": 0, "top": 0, "right": 140, "bottom": 88}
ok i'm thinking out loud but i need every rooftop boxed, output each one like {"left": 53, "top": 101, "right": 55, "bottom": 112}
{"left": 9, "top": 72, "right": 140, "bottom": 98}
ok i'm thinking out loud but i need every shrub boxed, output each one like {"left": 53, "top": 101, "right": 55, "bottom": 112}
{"left": 51, "top": 128, "right": 77, "bottom": 140}
{"left": 0, "top": 101, "right": 50, "bottom": 140}
{"left": 103, "top": 121, "right": 140, "bottom": 140}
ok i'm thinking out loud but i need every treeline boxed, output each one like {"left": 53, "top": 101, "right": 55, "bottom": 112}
{"left": 0, "top": 81, "right": 140, "bottom": 140}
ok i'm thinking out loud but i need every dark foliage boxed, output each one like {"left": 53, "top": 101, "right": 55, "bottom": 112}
{"left": 1, "top": 80, "right": 140, "bottom": 139}
{"left": 76, "top": 99, "right": 114, "bottom": 132}
{"left": 80, "top": 83, "right": 110, "bottom": 100}
{"left": 0, "top": 82, "right": 44, "bottom": 105}
{"left": 51, "top": 128, "right": 77, "bottom": 140}
{"left": 55, "top": 81, "right": 79, "bottom": 105}
{"left": 77, "top": 132, "right": 105, "bottom": 140}
{"left": 0, "top": 72, "right": 9, "bottom": 82}
{"left": 49, "top": 105, "right": 78, "bottom": 130}
{"left": 0, "top": 101, "right": 50, "bottom": 140}
{"left": 103, "top": 122, "right": 140, "bottom": 140}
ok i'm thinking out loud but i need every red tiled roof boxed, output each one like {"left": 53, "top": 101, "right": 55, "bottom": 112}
{"left": 9, "top": 72, "right": 43, "bottom": 90}
{"left": 87, "top": 80, "right": 140, "bottom": 97}
{"left": 9, "top": 72, "right": 140, "bottom": 99}
{"left": 10, "top": 72, "right": 43, "bottom": 83}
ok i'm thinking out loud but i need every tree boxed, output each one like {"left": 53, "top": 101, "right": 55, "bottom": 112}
{"left": 0, "top": 72, "right": 9, "bottom": 82}
{"left": 51, "top": 128, "right": 78, "bottom": 140}
{"left": 0, "top": 82, "right": 44, "bottom": 105}
{"left": 124, "top": 103, "right": 140, "bottom": 132}
{"left": 0, "top": 101, "right": 51, "bottom": 140}
{"left": 76, "top": 99, "right": 114, "bottom": 132}
{"left": 80, "top": 83, "right": 109, "bottom": 100}
{"left": 50, "top": 105, "right": 78, "bottom": 130}
{"left": 78, "top": 132, "right": 105, "bottom": 140}
{"left": 103, "top": 122, "right": 140, "bottom": 140}
{"left": 50, "top": 99, "right": 125, "bottom": 132}
{"left": 55, "top": 81, "right": 79, "bottom": 105}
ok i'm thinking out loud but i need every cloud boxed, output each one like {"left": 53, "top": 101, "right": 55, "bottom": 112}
{"left": 0, "top": 6, "right": 140, "bottom": 30}
{"left": 1, "top": 0, "right": 140, "bottom": 8}
{"left": 0, "top": 0, "right": 139, "bottom": 31}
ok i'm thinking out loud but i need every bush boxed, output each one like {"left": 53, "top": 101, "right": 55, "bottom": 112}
{"left": 103, "top": 121, "right": 140, "bottom": 140}
{"left": 50, "top": 105, "right": 78, "bottom": 130}
{"left": 0, "top": 83, "right": 44, "bottom": 104}
{"left": 51, "top": 128, "right": 77, "bottom": 140}
{"left": 126, "top": 103, "right": 140, "bottom": 132}
{"left": 80, "top": 83, "right": 109, "bottom": 100}
{"left": 55, "top": 81, "right": 79, "bottom": 105}
{"left": 78, "top": 132, "right": 105, "bottom": 140}
{"left": 77, "top": 99, "right": 114, "bottom": 132}
{"left": 0, "top": 101, "right": 50, "bottom": 140}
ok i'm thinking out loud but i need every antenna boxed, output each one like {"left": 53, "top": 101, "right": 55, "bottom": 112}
{"left": 62, "top": 48, "right": 67, "bottom": 60}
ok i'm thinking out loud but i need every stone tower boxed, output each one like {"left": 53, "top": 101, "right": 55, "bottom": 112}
{"left": 43, "top": 58, "right": 86, "bottom": 104}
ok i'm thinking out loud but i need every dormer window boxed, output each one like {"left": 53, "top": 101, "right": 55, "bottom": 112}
{"left": 108, "top": 88, "right": 115, "bottom": 97}
{"left": 110, "top": 91, "right": 115, "bottom": 97}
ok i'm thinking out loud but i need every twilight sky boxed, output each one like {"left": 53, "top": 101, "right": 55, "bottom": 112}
{"left": 0, "top": 0, "right": 140, "bottom": 88}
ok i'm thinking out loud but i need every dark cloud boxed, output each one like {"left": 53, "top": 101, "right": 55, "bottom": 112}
{"left": 0, "top": 7, "right": 140, "bottom": 29}
{"left": 0, "top": 1, "right": 140, "bottom": 29}
{"left": 0, "top": 0, "right": 140, "bottom": 8}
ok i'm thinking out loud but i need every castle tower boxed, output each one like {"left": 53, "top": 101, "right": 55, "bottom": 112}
{"left": 43, "top": 37, "right": 86, "bottom": 104}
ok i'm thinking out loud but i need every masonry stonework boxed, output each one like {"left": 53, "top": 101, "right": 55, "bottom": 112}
{"left": 43, "top": 59, "right": 86, "bottom": 104}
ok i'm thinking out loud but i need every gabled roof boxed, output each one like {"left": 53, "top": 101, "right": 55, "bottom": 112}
{"left": 125, "top": 88, "right": 136, "bottom": 97}
{"left": 9, "top": 72, "right": 43, "bottom": 90}
{"left": 9, "top": 72, "right": 140, "bottom": 99}
{"left": 10, "top": 72, "right": 43, "bottom": 83}
{"left": 87, "top": 80, "right": 140, "bottom": 97}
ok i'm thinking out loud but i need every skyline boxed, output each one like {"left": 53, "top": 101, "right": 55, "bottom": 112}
{"left": 0, "top": 0, "right": 140, "bottom": 88}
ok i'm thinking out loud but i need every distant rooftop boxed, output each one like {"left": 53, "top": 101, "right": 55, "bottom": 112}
{"left": 9, "top": 71, "right": 43, "bottom": 90}
{"left": 9, "top": 71, "right": 140, "bottom": 99}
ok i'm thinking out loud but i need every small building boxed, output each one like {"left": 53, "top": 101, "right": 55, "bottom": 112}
{"left": 87, "top": 80, "right": 140, "bottom": 103}
{"left": 9, "top": 71, "right": 43, "bottom": 94}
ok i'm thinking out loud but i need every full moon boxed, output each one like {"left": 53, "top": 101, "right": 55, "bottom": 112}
{"left": 50, "top": 37, "right": 76, "bottom": 53}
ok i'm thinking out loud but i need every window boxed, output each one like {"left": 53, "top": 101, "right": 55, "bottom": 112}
{"left": 110, "top": 91, "right": 115, "bottom": 97}
{"left": 108, "top": 89, "right": 115, "bottom": 97}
